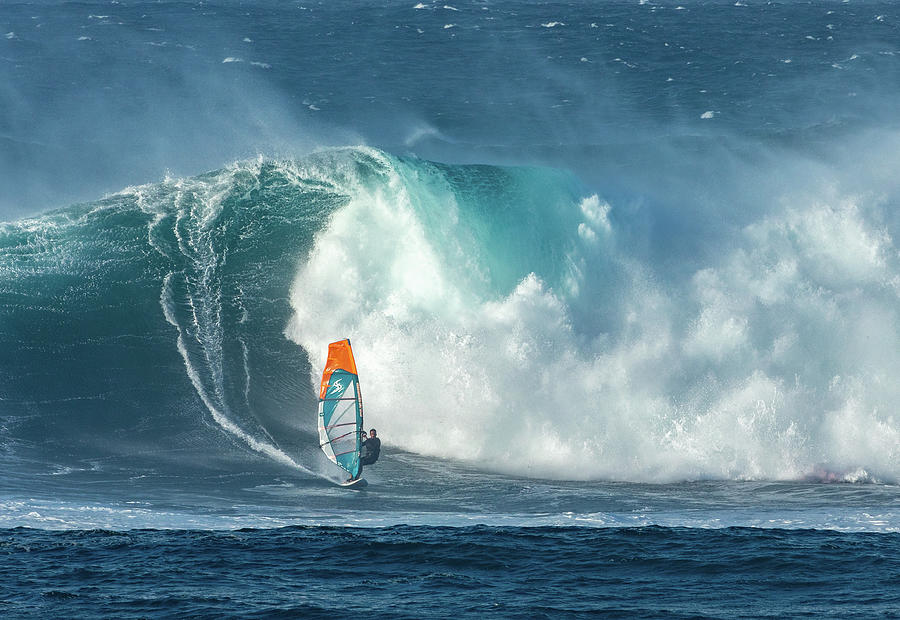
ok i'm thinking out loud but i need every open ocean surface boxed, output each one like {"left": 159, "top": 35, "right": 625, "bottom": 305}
{"left": 2, "top": 0, "right": 900, "bottom": 617}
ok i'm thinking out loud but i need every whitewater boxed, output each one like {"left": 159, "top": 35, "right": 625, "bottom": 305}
{"left": 2, "top": 0, "right": 899, "bottom": 616}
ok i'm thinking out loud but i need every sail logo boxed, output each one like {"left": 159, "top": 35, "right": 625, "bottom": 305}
{"left": 328, "top": 378, "right": 344, "bottom": 395}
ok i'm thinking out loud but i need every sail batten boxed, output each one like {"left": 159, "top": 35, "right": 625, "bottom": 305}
{"left": 317, "top": 339, "right": 363, "bottom": 478}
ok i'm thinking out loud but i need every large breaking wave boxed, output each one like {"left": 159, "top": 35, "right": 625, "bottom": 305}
{"left": 1, "top": 147, "right": 898, "bottom": 483}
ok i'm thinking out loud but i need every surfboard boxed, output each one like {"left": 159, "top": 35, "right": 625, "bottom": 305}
{"left": 339, "top": 478, "right": 368, "bottom": 488}
{"left": 317, "top": 339, "right": 365, "bottom": 486}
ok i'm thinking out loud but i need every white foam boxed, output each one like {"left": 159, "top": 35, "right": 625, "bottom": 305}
{"left": 701, "top": 110, "right": 716, "bottom": 119}
{"left": 222, "top": 56, "right": 242, "bottom": 63}
{"left": 287, "top": 153, "right": 900, "bottom": 484}
{"left": 4, "top": 497, "right": 897, "bottom": 531}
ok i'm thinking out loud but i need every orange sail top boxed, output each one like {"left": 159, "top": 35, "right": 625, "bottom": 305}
{"left": 319, "top": 339, "right": 358, "bottom": 399}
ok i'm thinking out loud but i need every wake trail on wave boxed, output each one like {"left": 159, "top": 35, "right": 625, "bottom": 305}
{"left": 160, "top": 272, "right": 317, "bottom": 477}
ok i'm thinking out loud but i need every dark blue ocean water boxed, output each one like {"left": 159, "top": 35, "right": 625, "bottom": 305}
{"left": 3, "top": 525, "right": 899, "bottom": 618}
{"left": 3, "top": 0, "right": 900, "bottom": 616}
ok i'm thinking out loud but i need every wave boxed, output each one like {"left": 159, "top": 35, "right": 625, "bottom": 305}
{"left": 1, "top": 147, "right": 898, "bottom": 483}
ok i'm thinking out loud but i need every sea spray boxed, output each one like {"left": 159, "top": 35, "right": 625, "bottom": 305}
{"left": 288, "top": 150, "right": 900, "bottom": 483}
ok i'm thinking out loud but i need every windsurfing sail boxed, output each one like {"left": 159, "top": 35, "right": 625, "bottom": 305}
{"left": 317, "top": 339, "right": 364, "bottom": 479}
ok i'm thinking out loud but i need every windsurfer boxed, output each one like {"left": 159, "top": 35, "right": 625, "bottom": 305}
{"left": 353, "top": 428, "right": 381, "bottom": 480}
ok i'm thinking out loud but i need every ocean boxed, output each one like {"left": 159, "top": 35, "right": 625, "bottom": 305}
{"left": 1, "top": 0, "right": 899, "bottom": 617}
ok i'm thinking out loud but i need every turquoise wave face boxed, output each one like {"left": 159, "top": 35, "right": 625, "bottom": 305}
{"left": 2, "top": 147, "right": 899, "bottom": 484}
{"left": 0, "top": 153, "right": 356, "bottom": 474}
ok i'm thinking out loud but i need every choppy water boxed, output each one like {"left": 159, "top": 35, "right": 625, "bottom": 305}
{"left": 2, "top": 0, "right": 900, "bottom": 616}
{"left": 3, "top": 526, "right": 899, "bottom": 618}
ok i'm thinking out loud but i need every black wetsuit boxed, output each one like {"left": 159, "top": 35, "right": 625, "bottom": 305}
{"left": 360, "top": 437, "right": 381, "bottom": 466}
{"left": 353, "top": 436, "right": 381, "bottom": 480}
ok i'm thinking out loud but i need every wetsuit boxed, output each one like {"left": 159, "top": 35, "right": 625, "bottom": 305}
{"left": 353, "top": 436, "right": 381, "bottom": 480}
{"left": 360, "top": 437, "right": 381, "bottom": 466}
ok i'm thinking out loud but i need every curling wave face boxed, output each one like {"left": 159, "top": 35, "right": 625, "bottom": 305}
{"left": 1, "top": 147, "right": 899, "bottom": 483}
{"left": 0, "top": 152, "right": 360, "bottom": 476}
